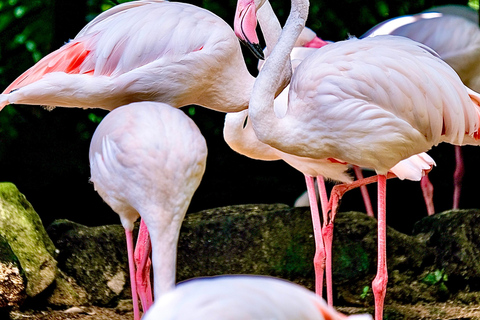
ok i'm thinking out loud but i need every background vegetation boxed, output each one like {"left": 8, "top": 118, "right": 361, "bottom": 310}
{"left": 0, "top": 0, "right": 477, "bottom": 232}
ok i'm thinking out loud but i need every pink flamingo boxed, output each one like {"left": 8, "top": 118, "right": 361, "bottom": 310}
{"left": 89, "top": 101, "right": 207, "bottom": 320}
{"left": 0, "top": 0, "right": 258, "bottom": 112}
{"left": 225, "top": 104, "right": 434, "bottom": 305}
{"left": 226, "top": 27, "right": 435, "bottom": 304}
{"left": 143, "top": 275, "right": 372, "bottom": 320}
{"left": 235, "top": 0, "right": 480, "bottom": 319}
{"left": 362, "top": 10, "right": 480, "bottom": 212}
{"left": 1, "top": 0, "right": 258, "bottom": 316}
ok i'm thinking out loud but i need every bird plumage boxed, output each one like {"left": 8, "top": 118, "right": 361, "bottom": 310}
{"left": 142, "top": 275, "right": 372, "bottom": 320}
{"left": 362, "top": 13, "right": 480, "bottom": 92}
{"left": 89, "top": 101, "right": 207, "bottom": 300}
{"left": 255, "top": 35, "right": 480, "bottom": 174}
{"left": 1, "top": 0, "right": 254, "bottom": 112}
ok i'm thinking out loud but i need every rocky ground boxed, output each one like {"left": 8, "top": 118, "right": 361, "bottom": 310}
{"left": 4, "top": 185, "right": 480, "bottom": 319}
{"left": 7, "top": 297, "right": 480, "bottom": 319}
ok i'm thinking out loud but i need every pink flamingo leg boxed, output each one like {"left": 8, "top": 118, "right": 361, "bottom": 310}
{"left": 420, "top": 175, "right": 435, "bottom": 215}
{"left": 125, "top": 229, "right": 140, "bottom": 320}
{"left": 372, "top": 174, "right": 388, "bottom": 320}
{"left": 453, "top": 145, "right": 464, "bottom": 209}
{"left": 134, "top": 219, "right": 153, "bottom": 312}
{"left": 305, "top": 175, "right": 326, "bottom": 297}
{"left": 316, "top": 176, "right": 329, "bottom": 216}
{"left": 352, "top": 166, "right": 375, "bottom": 218}
{"left": 323, "top": 173, "right": 396, "bottom": 309}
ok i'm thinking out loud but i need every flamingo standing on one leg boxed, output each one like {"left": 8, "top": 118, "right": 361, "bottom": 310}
{"left": 226, "top": 35, "right": 434, "bottom": 302}
{"left": 225, "top": 108, "right": 434, "bottom": 303}
{"left": 89, "top": 101, "right": 207, "bottom": 319}
{"left": 236, "top": 0, "right": 480, "bottom": 319}
{"left": 0, "top": 0, "right": 266, "bottom": 314}
{"left": 362, "top": 11, "right": 480, "bottom": 212}
{"left": 143, "top": 275, "right": 373, "bottom": 320}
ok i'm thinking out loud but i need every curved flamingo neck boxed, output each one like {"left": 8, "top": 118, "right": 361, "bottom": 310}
{"left": 224, "top": 111, "right": 280, "bottom": 161}
{"left": 249, "top": 0, "right": 309, "bottom": 143}
{"left": 257, "top": 1, "right": 282, "bottom": 50}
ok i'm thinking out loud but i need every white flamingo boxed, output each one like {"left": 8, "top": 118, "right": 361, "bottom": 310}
{"left": 0, "top": 0, "right": 260, "bottom": 315}
{"left": 0, "top": 0, "right": 258, "bottom": 112}
{"left": 143, "top": 275, "right": 373, "bottom": 320}
{"left": 235, "top": 0, "right": 480, "bottom": 319}
{"left": 362, "top": 9, "right": 480, "bottom": 213}
{"left": 89, "top": 101, "right": 207, "bottom": 319}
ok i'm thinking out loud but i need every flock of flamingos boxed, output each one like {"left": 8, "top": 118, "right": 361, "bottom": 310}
{"left": 1, "top": 0, "right": 480, "bottom": 319}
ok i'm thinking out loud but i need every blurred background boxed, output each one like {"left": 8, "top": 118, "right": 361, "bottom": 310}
{"left": 0, "top": 0, "right": 478, "bottom": 234}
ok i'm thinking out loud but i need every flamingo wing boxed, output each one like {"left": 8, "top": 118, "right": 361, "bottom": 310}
{"left": 3, "top": 1, "right": 228, "bottom": 94}
{"left": 285, "top": 36, "right": 480, "bottom": 172}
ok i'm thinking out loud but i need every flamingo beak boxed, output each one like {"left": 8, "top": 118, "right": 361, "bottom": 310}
{"left": 234, "top": 0, "right": 265, "bottom": 60}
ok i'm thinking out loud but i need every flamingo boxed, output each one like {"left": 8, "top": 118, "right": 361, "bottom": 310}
{"left": 142, "top": 275, "right": 373, "bottom": 320}
{"left": 89, "top": 101, "right": 207, "bottom": 319}
{"left": 226, "top": 27, "right": 435, "bottom": 304}
{"left": 235, "top": 0, "right": 480, "bottom": 319}
{"left": 423, "top": 4, "right": 478, "bottom": 24}
{"left": 0, "top": 0, "right": 260, "bottom": 112}
{"left": 362, "top": 10, "right": 480, "bottom": 212}
{"left": 0, "top": 0, "right": 263, "bottom": 315}
{"left": 225, "top": 108, "right": 434, "bottom": 303}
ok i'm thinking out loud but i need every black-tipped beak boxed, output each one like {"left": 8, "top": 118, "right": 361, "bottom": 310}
{"left": 240, "top": 39, "right": 265, "bottom": 60}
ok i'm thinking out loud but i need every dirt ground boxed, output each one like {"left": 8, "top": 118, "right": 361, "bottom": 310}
{"left": 7, "top": 301, "right": 480, "bottom": 320}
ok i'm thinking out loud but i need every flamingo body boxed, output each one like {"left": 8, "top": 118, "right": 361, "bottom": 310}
{"left": 142, "top": 275, "right": 372, "bottom": 320}
{"left": 237, "top": 0, "right": 480, "bottom": 317}
{"left": 258, "top": 35, "right": 480, "bottom": 172}
{"left": 89, "top": 101, "right": 207, "bottom": 302}
{"left": 362, "top": 14, "right": 480, "bottom": 92}
{"left": 362, "top": 11, "right": 480, "bottom": 210}
{"left": 1, "top": 0, "right": 254, "bottom": 113}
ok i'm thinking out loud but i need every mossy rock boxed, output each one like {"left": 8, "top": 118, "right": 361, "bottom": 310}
{"left": 0, "top": 182, "right": 57, "bottom": 297}
{"left": 0, "top": 233, "right": 27, "bottom": 308}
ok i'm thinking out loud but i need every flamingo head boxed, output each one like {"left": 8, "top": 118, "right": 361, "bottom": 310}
{"left": 234, "top": 0, "right": 265, "bottom": 60}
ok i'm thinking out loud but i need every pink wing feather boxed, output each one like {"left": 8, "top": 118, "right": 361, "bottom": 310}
{"left": 2, "top": 41, "right": 94, "bottom": 94}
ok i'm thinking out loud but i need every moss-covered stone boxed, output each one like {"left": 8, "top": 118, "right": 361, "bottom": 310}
{"left": 47, "top": 219, "right": 129, "bottom": 306}
{"left": 413, "top": 209, "right": 480, "bottom": 291}
{"left": 0, "top": 234, "right": 26, "bottom": 308}
{"left": 47, "top": 270, "right": 88, "bottom": 307}
{"left": 177, "top": 204, "right": 317, "bottom": 288}
{"left": 0, "top": 182, "right": 57, "bottom": 297}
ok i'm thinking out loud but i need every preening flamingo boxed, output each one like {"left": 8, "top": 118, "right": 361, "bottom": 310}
{"left": 0, "top": 0, "right": 257, "bottom": 112}
{"left": 236, "top": 0, "right": 480, "bottom": 319}
{"left": 1, "top": 0, "right": 253, "bottom": 315}
{"left": 143, "top": 275, "right": 373, "bottom": 320}
{"left": 362, "top": 10, "right": 480, "bottom": 212}
{"left": 89, "top": 102, "right": 207, "bottom": 319}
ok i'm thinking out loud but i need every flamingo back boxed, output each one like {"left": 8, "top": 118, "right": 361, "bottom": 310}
{"left": 89, "top": 101, "right": 207, "bottom": 230}
{"left": 284, "top": 35, "right": 480, "bottom": 173}
{"left": 142, "top": 275, "right": 372, "bottom": 320}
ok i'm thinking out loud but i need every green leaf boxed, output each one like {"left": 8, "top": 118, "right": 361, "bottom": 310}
{"left": 88, "top": 113, "right": 104, "bottom": 124}
{"left": 13, "top": 5, "right": 25, "bottom": 18}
